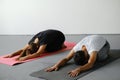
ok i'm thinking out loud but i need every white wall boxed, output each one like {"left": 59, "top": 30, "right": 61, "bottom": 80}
{"left": 0, "top": 0, "right": 120, "bottom": 35}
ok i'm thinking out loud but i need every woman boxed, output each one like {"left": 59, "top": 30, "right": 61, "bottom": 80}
{"left": 4, "top": 29, "right": 66, "bottom": 61}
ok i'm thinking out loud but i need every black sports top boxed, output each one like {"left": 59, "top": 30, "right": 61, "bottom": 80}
{"left": 28, "top": 29, "right": 65, "bottom": 52}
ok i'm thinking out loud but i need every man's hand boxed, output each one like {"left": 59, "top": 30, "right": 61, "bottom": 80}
{"left": 68, "top": 68, "right": 81, "bottom": 77}
{"left": 45, "top": 66, "right": 59, "bottom": 72}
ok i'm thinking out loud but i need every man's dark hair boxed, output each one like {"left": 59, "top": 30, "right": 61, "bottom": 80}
{"left": 73, "top": 50, "right": 86, "bottom": 65}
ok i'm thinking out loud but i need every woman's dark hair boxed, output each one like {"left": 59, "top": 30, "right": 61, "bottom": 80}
{"left": 21, "top": 43, "right": 39, "bottom": 57}
{"left": 73, "top": 50, "right": 86, "bottom": 65}
{"left": 29, "top": 43, "right": 39, "bottom": 54}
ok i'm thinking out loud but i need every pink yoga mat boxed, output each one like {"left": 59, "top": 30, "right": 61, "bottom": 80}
{"left": 0, "top": 41, "right": 76, "bottom": 66}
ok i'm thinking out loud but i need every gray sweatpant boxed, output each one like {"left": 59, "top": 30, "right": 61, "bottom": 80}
{"left": 97, "top": 41, "right": 110, "bottom": 61}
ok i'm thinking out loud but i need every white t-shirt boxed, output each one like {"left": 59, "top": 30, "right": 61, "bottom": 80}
{"left": 73, "top": 35, "right": 106, "bottom": 55}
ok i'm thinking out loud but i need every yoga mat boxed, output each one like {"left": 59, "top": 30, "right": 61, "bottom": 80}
{"left": 30, "top": 50, "right": 120, "bottom": 80}
{"left": 0, "top": 41, "right": 76, "bottom": 66}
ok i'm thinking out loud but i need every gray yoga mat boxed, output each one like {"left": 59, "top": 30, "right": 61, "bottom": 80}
{"left": 30, "top": 50, "right": 120, "bottom": 80}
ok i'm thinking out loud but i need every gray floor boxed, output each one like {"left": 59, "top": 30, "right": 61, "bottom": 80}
{"left": 0, "top": 34, "right": 120, "bottom": 80}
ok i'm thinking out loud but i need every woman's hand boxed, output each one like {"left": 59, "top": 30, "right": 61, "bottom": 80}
{"left": 15, "top": 57, "right": 20, "bottom": 61}
{"left": 17, "top": 56, "right": 30, "bottom": 61}
{"left": 17, "top": 57, "right": 27, "bottom": 61}
{"left": 17, "top": 53, "right": 32, "bottom": 61}
{"left": 4, "top": 54, "right": 14, "bottom": 58}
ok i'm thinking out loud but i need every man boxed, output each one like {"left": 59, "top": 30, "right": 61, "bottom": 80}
{"left": 45, "top": 35, "right": 110, "bottom": 77}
